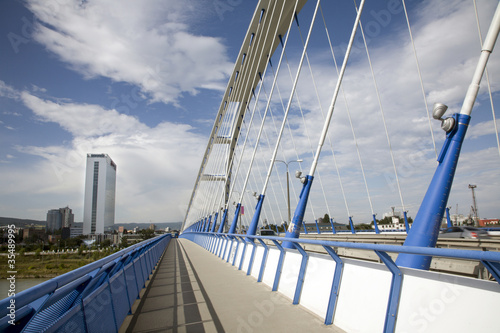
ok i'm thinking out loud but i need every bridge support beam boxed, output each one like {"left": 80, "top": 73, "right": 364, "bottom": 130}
{"left": 210, "top": 212, "right": 219, "bottom": 232}
{"left": 217, "top": 208, "right": 228, "bottom": 233}
{"left": 228, "top": 204, "right": 241, "bottom": 234}
{"left": 396, "top": 114, "right": 470, "bottom": 270}
{"left": 283, "top": 175, "right": 314, "bottom": 248}
{"left": 246, "top": 194, "right": 265, "bottom": 241}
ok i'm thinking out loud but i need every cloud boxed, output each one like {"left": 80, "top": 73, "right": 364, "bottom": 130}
{"left": 1, "top": 84, "right": 206, "bottom": 222}
{"left": 25, "top": 0, "right": 233, "bottom": 105}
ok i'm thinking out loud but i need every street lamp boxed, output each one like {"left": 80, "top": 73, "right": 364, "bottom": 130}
{"left": 274, "top": 159, "right": 303, "bottom": 224}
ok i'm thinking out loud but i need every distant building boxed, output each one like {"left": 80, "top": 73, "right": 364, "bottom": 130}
{"left": 70, "top": 222, "right": 83, "bottom": 238}
{"left": 149, "top": 224, "right": 156, "bottom": 231}
{"left": 479, "top": 219, "right": 500, "bottom": 227}
{"left": 118, "top": 226, "right": 125, "bottom": 233}
{"left": 46, "top": 206, "right": 74, "bottom": 232}
{"left": 83, "top": 154, "right": 117, "bottom": 235}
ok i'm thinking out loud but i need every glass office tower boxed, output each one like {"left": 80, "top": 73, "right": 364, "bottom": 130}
{"left": 83, "top": 154, "right": 116, "bottom": 234}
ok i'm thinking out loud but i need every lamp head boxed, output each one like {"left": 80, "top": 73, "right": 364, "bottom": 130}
{"left": 432, "top": 103, "right": 448, "bottom": 120}
{"left": 295, "top": 170, "right": 302, "bottom": 178}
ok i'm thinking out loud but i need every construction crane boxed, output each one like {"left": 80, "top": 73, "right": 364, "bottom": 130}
{"left": 468, "top": 184, "right": 479, "bottom": 227}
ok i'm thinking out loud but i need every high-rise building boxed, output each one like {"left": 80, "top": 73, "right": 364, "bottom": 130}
{"left": 46, "top": 206, "right": 74, "bottom": 232}
{"left": 83, "top": 154, "right": 117, "bottom": 234}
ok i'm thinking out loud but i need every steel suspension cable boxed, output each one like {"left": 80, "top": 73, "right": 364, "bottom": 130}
{"left": 401, "top": 0, "right": 438, "bottom": 160}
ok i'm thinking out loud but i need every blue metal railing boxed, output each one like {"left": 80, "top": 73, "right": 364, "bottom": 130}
{"left": 180, "top": 231, "right": 500, "bottom": 332}
{"left": 0, "top": 234, "right": 171, "bottom": 333}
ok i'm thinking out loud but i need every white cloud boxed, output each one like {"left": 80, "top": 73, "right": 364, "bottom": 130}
{"left": 26, "top": 0, "right": 233, "bottom": 105}
{"left": 1, "top": 86, "right": 205, "bottom": 222}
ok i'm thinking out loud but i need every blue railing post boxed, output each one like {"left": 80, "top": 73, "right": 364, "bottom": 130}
{"left": 396, "top": 114, "right": 470, "bottom": 270}
{"left": 323, "top": 245, "right": 344, "bottom": 325}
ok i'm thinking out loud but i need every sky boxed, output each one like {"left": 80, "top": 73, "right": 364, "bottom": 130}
{"left": 0, "top": 0, "right": 499, "bottom": 226}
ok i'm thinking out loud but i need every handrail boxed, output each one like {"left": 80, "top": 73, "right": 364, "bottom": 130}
{"left": 182, "top": 231, "right": 500, "bottom": 263}
{"left": 0, "top": 234, "right": 171, "bottom": 320}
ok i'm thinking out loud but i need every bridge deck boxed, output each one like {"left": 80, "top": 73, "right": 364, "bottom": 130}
{"left": 121, "top": 238, "right": 342, "bottom": 332}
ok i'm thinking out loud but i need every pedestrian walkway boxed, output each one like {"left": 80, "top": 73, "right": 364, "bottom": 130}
{"left": 121, "top": 238, "right": 343, "bottom": 332}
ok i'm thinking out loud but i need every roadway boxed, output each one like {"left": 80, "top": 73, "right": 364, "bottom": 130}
{"left": 120, "top": 238, "right": 344, "bottom": 333}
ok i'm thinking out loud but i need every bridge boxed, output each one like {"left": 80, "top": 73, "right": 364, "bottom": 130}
{"left": 2, "top": 0, "right": 500, "bottom": 332}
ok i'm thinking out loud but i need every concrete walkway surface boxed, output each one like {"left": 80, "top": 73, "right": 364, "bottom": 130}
{"left": 121, "top": 238, "right": 343, "bottom": 333}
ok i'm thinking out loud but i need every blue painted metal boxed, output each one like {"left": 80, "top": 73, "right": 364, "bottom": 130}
{"left": 271, "top": 240, "right": 286, "bottom": 291}
{"left": 330, "top": 218, "right": 337, "bottom": 234}
{"left": 291, "top": 243, "right": 309, "bottom": 305}
{"left": 349, "top": 216, "right": 355, "bottom": 234}
{"left": 247, "top": 241, "right": 258, "bottom": 275}
{"left": 205, "top": 215, "right": 212, "bottom": 232}
{"left": 256, "top": 238, "right": 269, "bottom": 282}
{"left": 373, "top": 214, "right": 380, "bottom": 234}
{"left": 283, "top": 175, "right": 314, "bottom": 248}
{"left": 481, "top": 260, "right": 500, "bottom": 283}
{"left": 375, "top": 251, "right": 403, "bottom": 333}
{"left": 315, "top": 219, "right": 321, "bottom": 234}
{"left": 397, "top": 114, "right": 471, "bottom": 270}
{"left": 403, "top": 211, "right": 410, "bottom": 233}
{"left": 181, "top": 231, "right": 500, "bottom": 270}
{"left": 0, "top": 235, "right": 171, "bottom": 332}
{"left": 322, "top": 245, "right": 344, "bottom": 325}
{"left": 238, "top": 236, "right": 249, "bottom": 271}
{"left": 228, "top": 203, "right": 241, "bottom": 234}
{"left": 210, "top": 212, "right": 219, "bottom": 232}
{"left": 303, "top": 222, "right": 309, "bottom": 234}
{"left": 217, "top": 208, "right": 228, "bottom": 233}
{"left": 246, "top": 194, "right": 265, "bottom": 241}
{"left": 446, "top": 207, "right": 452, "bottom": 228}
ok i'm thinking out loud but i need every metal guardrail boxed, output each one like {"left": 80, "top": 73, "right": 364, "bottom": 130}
{"left": 180, "top": 231, "right": 500, "bottom": 332}
{"left": 0, "top": 234, "right": 172, "bottom": 332}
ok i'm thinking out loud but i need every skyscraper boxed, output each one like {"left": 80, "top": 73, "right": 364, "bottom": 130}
{"left": 46, "top": 206, "right": 74, "bottom": 232}
{"left": 83, "top": 154, "right": 117, "bottom": 234}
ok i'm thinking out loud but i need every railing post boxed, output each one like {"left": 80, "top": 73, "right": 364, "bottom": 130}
{"left": 271, "top": 239, "right": 286, "bottom": 291}
{"left": 291, "top": 243, "right": 309, "bottom": 305}
{"left": 375, "top": 251, "right": 403, "bottom": 333}
{"left": 322, "top": 245, "right": 344, "bottom": 325}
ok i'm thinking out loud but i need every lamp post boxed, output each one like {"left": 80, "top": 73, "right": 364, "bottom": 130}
{"left": 274, "top": 159, "right": 303, "bottom": 224}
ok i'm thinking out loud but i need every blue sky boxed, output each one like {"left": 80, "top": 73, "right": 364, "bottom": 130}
{"left": 0, "top": 0, "right": 499, "bottom": 225}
